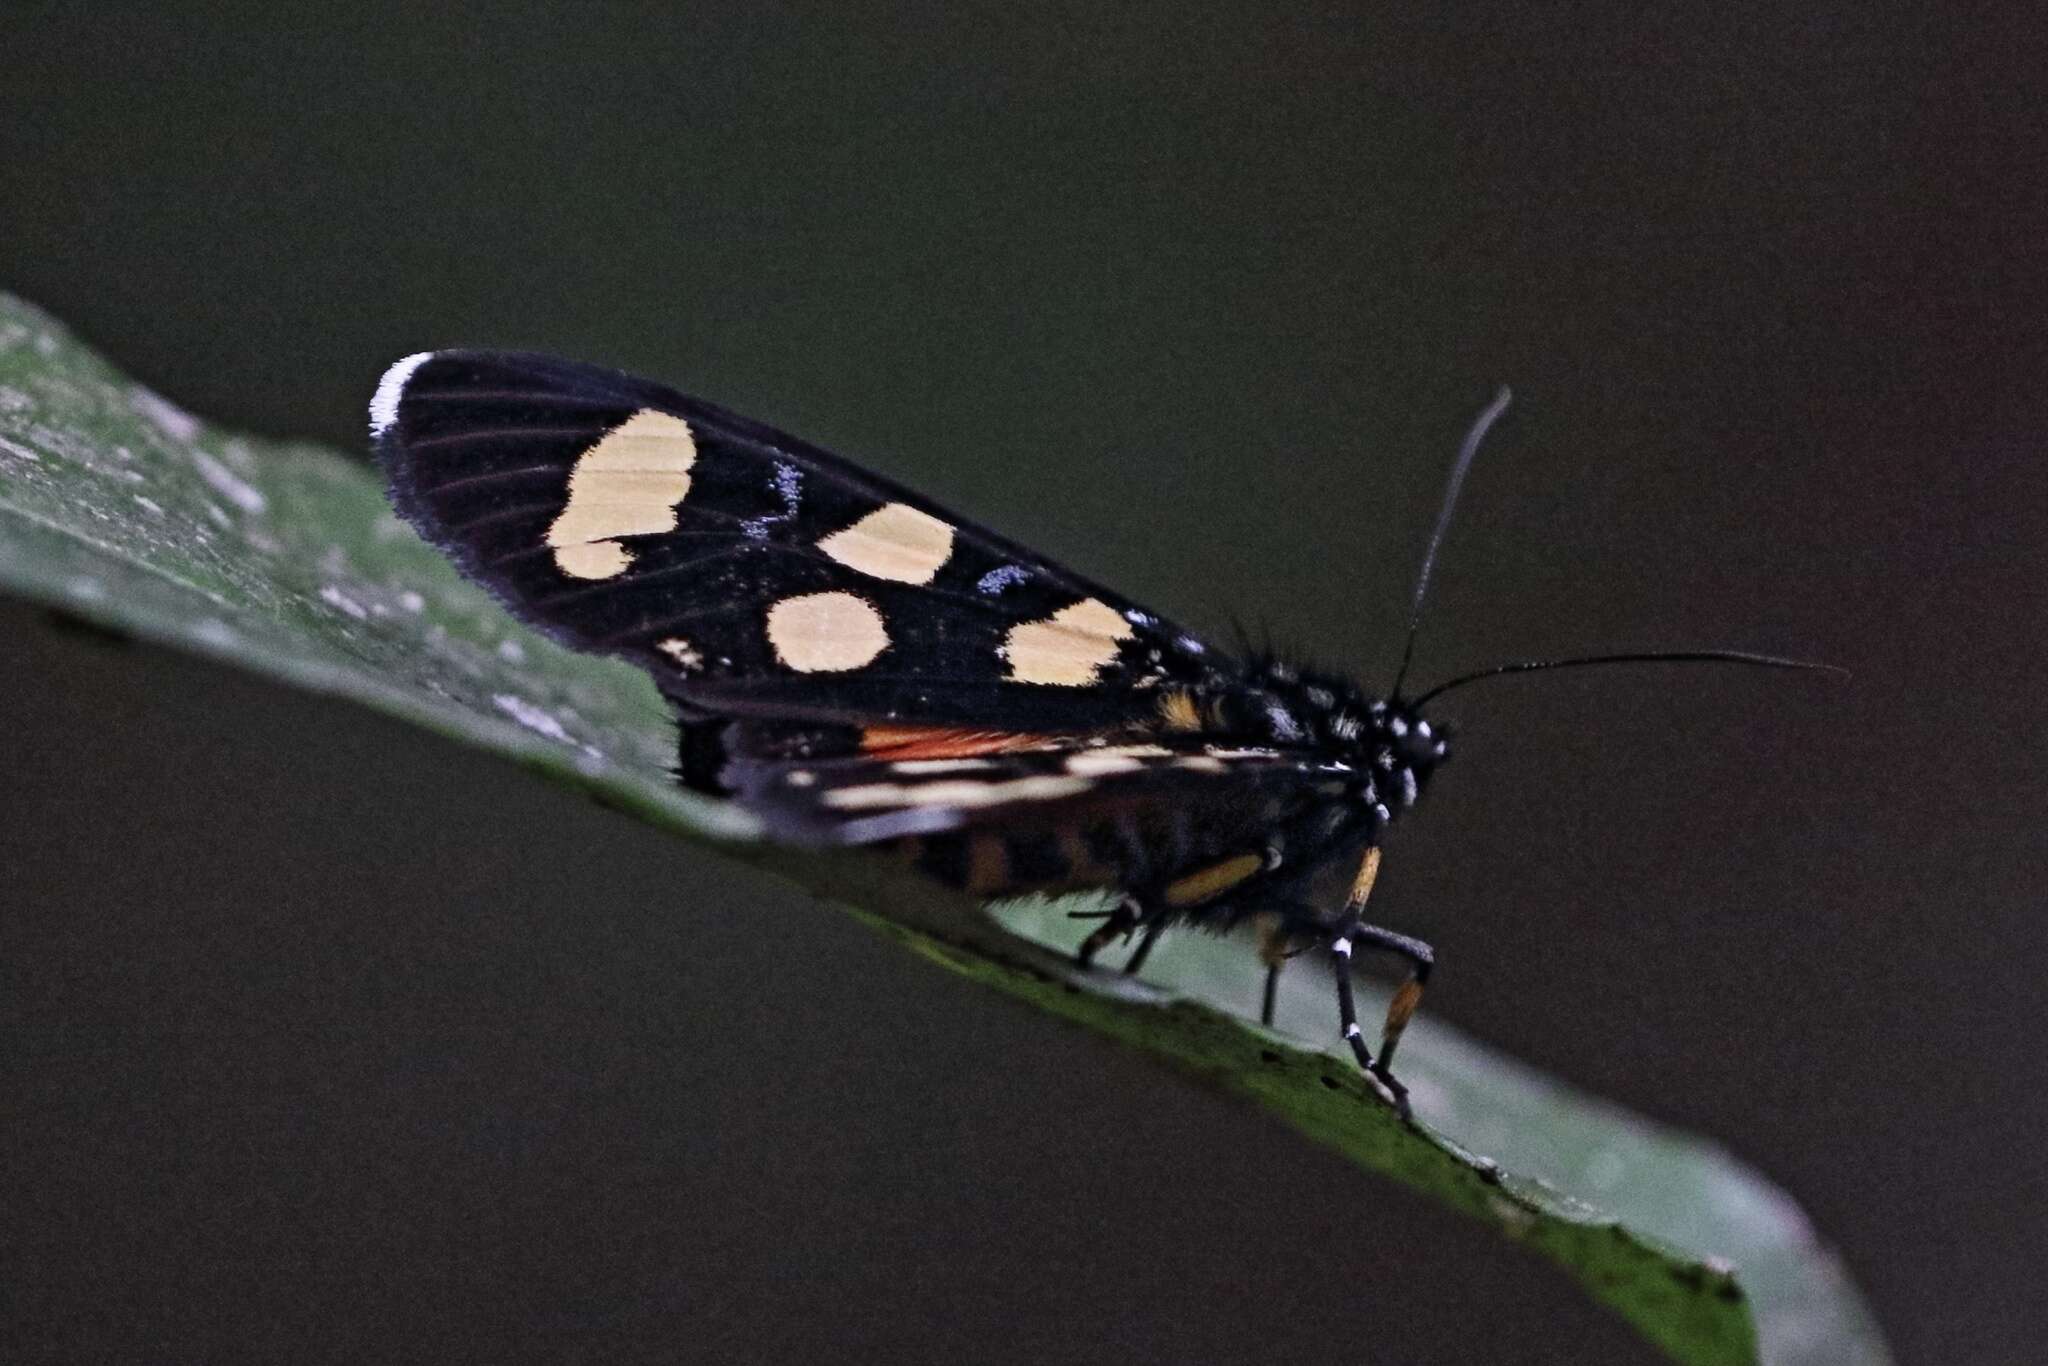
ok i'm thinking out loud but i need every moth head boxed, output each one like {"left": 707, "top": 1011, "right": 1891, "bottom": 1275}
{"left": 1373, "top": 702, "right": 1450, "bottom": 810}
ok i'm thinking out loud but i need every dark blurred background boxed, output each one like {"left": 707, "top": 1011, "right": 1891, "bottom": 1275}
{"left": 3, "top": 4, "right": 2042, "bottom": 1363}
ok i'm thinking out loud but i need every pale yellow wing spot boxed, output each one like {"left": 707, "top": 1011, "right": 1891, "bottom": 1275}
{"left": 821, "top": 774, "right": 1093, "bottom": 810}
{"left": 764, "top": 591, "right": 891, "bottom": 672}
{"left": 1001, "top": 597, "right": 1134, "bottom": 686}
{"left": 1063, "top": 745, "right": 1172, "bottom": 776}
{"left": 546, "top": 410, "right": 698, "bottom": 580}
{"left": 816, "top": 502, "right": 956, "bottom": 584}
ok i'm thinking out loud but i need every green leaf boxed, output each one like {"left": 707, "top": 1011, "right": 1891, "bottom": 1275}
{"left": 0, "top": 294, "right": 1888, "bottom": 1366}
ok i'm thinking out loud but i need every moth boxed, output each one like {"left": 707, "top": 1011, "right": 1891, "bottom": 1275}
{"left": 372, "top": 351, "right": 1820, "bottom": 1117}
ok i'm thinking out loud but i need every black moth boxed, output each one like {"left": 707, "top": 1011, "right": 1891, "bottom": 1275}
{"left": 372, "top": 351, "right": 1819, "bottom": 1118}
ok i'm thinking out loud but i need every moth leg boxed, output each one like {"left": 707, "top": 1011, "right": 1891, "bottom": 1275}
{"left": 1355, "top": 924, "right": 1434, "bottom": 1077}
{"left": 1256, "top": 914, "right": 1293, "bottom": 1027}
{"left": 1121, "top": 915, "right": 1166, "bottom": 976}
{"left": 1326, "top": 846, "right": 1413, "bottom": 1121}
{"left": 1329, "top": 917, "right": 1409, "bottom": 1120}
{"left": 1075, "top": 895, "right": 1141, "bottom": 968}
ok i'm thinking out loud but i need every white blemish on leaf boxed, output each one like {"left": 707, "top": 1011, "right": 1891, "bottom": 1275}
{"left": 0, "top": 435, "right": 40, "bottom": 462}
{"left": 319, "top": 584, "right": 370, "bottom": 620}
{"left": 492, "top": 693, "right": 601, "bottom": 758}
{"left": 497, "top": 638, "right": 527, "bottom": 663}
{"left": 398, "top": 591, "right": 426, "bottom": 613}
{"left": 132, "top": 495, "right": 164, "bottom": 517}
{"left": 191, "top": 450, "right": 267, "bottom": 514}
{"left": 130, "top": 387, "right": 201, "bottom": 442}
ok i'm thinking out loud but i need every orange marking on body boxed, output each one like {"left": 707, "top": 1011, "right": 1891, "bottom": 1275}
{"left": 1157, "top": 690, "right": 1203, "bottom": 731}
{"left": 1163, "top": 852, "right": 1264, "bottom": 907}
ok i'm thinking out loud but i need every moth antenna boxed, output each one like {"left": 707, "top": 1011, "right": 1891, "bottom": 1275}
{"left": 1390, "top": 386, "right": 1513, "bottom": 701}
{"left": 1411, "top": 649, "right": 1847, "bottom": 707}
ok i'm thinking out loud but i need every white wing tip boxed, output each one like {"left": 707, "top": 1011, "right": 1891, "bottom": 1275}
{"left": 369, "top": 352, "right": 437, "bottom": 437}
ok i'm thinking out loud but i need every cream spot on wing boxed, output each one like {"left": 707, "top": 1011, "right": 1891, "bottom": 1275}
{"left": 656, "top": 636, "right": 703, "bottom": 670}
{"left": 889, "top": 758, "right": 999, "bottom": 774}
{"left": 817, "top": 502, "right": 956, "bottom": 584}
{"left": 1066, "top": 752, "right": 1143, "bottom": 775}
{"left": 1002, "top": 597, "right": 1134, "bottom": 686}
{"left": 821, "top": 774, "right": 1093, "bottom": 810}
{"left": 765, "top": 591, "right": 889, "bottom": 672}
{"left": 1063, "top": 745, "right": 1172, "bottom": 776}
{"left": 546, "top": 409, "right": 698, "bottom": 580}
